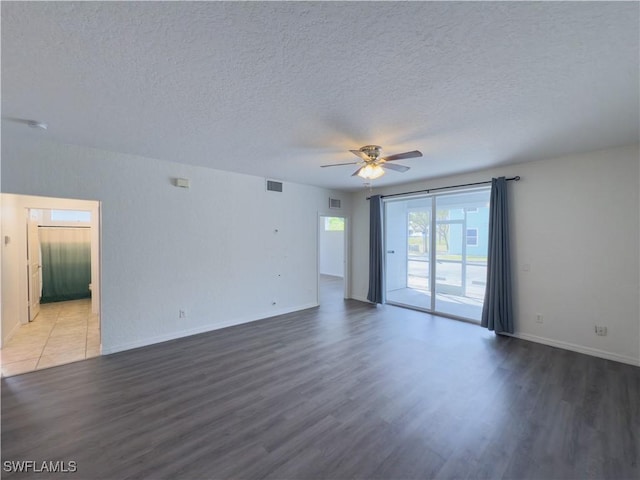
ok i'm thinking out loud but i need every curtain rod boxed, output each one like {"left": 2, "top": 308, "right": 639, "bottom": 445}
{"left": 367, "top": 176, "right": 520, "bottom": 200}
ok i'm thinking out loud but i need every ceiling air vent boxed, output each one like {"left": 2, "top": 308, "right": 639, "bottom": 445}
{"left": 329, "top": 198, "right": 341, "bottom": 209}
{"left": 266, "top": 180, "right": 283, "bottom": 192}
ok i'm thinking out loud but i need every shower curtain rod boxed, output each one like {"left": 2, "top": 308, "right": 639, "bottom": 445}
{"left": 38, "top": 225, "right": 91, "bottom": 228}
{"left": 366, "top": 176, "right": 520, "bottom": 200}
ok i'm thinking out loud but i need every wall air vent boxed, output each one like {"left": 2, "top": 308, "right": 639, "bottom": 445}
{"left": 329, "top": 198, "right": 341, "bottom": 209}
{"left": 266, "top": 180, "right": 283, "bottom": 192}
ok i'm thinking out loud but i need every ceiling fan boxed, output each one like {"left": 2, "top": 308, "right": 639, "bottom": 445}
{"left": 320, "top": 145, "right": 423, "bottom": 180}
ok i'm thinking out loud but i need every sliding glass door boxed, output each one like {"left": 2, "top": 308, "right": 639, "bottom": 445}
{"left": 385, "top": 197, "right": 432, "bottom": 310}
{"left": 384, "top": 188, "right": 490, "bottom": 321}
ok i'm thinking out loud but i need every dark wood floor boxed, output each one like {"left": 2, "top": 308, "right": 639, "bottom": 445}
{"left": 2, "top": 275, "right": 639, "bottom": 479}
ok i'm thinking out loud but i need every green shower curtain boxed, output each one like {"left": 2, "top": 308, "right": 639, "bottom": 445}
{"left": 40, "top": 227, "right": 92, "bottom": 303}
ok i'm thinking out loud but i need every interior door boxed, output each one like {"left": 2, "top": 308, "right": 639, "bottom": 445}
{"left": 27, "top": 211, "right": 41, "bottom": 321}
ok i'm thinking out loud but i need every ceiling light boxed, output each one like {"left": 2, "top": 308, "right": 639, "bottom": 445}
{"left": 357, "top": 164, "right": 385, "bottom": 180}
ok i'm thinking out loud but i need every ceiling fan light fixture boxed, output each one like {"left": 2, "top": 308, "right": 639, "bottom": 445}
{"left": 357, "top": 164, "right": 385, "bottom": 180}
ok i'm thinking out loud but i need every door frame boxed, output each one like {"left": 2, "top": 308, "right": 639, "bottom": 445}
{"left": 26, "top": 209, "right": 42, "bottom": 322}
{"left": 317, "top": 213, "right": 350, "bottom": 303}
{"left": 1, "top": 194, "right": 101, "bottom": 346}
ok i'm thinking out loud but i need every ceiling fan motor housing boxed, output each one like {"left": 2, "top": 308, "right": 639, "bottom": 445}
{"left": 360, "top": 145, "right": 382, "bottom": 161}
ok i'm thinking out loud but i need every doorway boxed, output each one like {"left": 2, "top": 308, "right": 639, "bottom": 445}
{"left": 1, "top": 194, "right": 101, "bottom": 377}
{"left": 318, "top": 215, "right": 347, "bottom": 304}
{"left": 384, "top": 188, "right": 490, "bottom": 321}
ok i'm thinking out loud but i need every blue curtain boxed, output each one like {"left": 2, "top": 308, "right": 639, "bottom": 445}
{"left": 40, "top": 227, "right": 92, "bottom": 303}
{"left": 367, "top": 195, "right": 384, "bottom": 303}
{"left": 481, "top": 177, "right": 514, "bottom": 333}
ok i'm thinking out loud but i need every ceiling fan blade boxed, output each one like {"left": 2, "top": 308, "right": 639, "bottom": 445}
{"left": 381, "top": 163, "right": 410, "bottom": 173}
{"left": 351, "top": 166, "right": 365, "bottom": 177}
{"left": 320, "top": 161, "right": 359, "bottom": 168}
{"left": 349, "top": 149, "right": 372, "bottom": 162}
{"left": 381, "top": 150, "right": 423, "bottom": 162}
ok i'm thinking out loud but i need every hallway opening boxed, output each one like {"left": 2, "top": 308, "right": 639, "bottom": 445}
{"left": 1, "top": 194, "right": 101, "bottom": 376}
{"left": 318, "top": 215, "right": 347, "bottom": 305}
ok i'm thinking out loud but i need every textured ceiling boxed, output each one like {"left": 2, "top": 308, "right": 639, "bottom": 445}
{"left": 2, "top": 1, "right": 638, "bottom": 191}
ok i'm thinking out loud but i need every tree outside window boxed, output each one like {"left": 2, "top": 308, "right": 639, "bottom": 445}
{"left": 324, "top": 217, "right": 344, "bottom": 231}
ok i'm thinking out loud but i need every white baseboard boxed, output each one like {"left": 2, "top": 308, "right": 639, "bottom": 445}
{"left": 101, "top": 303, "right": 319, "bottom": 355}
{"left": 101, "top": 303, "right": 639, "bottom": 368}
{"left": 506, "top": 332, "right": 640, "bottom": 367}
{"left": 2, "top": 321, "right": 22, "bottom": 347}
{"left": 350, "top": 295, "right": 374, "bottom": 304}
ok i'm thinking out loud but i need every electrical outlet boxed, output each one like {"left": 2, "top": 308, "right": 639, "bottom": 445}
{"left": 179, "top": 309, "right": 186, "bottom": 319}
{"left": 595, "top": 325, "right": 607, "bottom": 336}
{"left": 536, "top": 314, "right": 544, "bottom": 324}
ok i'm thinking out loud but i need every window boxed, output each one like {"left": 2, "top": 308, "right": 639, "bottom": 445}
{"left": 50, "top": 210, "right": 91, "bottom": 222}
{"left": 324, "top": 217, "right": 344, "bottom": 231}
{"left": 466, "top": 228, "right": 478, "bottom": 246}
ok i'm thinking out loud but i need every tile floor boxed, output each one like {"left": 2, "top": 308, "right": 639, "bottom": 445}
{"left": 1, "top": 299, "right": 100, "bottom": 377}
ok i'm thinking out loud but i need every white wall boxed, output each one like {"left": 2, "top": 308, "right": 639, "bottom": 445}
{"left": 350, "top": 144, "right": 640, "bottom": 366}
{"left": 1, "top": 136, "right": 350, "bottom": 353}
{"left": 319, "top": 218, "right": 344, "bottom": 277}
